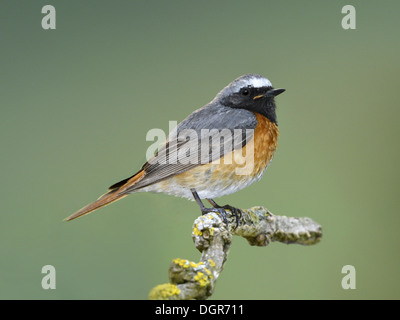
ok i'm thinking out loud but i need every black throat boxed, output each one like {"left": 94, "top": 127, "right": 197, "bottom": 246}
{"left": 254, "top": 99, "right": 278, "bottom": 125}
{"left": 221, "top": 97, "right": 278, "bottom": 125}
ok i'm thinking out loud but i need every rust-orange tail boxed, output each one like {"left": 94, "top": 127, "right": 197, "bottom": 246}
{"left": 64, "top": 170, "right": 145, "bottom": 221}
{"left": 64, "top": 190, "right": 128, "bottom": 221}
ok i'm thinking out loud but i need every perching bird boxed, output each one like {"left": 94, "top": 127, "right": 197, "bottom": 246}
{"left": 65, "top": 74, "right": 285, "bottom": 223}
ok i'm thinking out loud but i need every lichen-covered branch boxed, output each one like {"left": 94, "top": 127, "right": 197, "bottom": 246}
{"left": 148, "top": 206, "right": 322, "bottom": 300}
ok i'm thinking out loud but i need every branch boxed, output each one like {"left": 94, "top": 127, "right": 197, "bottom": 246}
{"left": 148, "top": 206, "right": 322, "bottom": 300}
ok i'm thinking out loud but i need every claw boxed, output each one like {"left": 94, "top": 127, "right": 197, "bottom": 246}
{"left": 201, "top": 207, "right": 229, "bottom": 226}
{"left": 206, "top": 198, "right": 242, "bottom": 229}
{"left": 221, "top": 205, "right": 242, "bottom": 229}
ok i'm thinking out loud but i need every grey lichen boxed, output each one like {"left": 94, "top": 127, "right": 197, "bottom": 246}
{"left": 232, "top": 207, "right": 322, "bottom": 246}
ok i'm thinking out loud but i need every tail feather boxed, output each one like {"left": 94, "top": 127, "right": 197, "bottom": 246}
{"left": 64, "top": 190, "right": 127, "bottom": 221}
{"left": 64, "top": 169, "right": 145, "bottom": 221}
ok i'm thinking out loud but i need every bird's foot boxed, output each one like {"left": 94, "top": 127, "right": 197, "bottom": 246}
{"left": 219, "top": 205, "right": 242, "bottom": 229}
{"left": 201, "top": 207, "right": 229, "bottom": 226}
{"left": 206, "top": 199, "right": 242, "bottom": 229}
{"left": 192, "top": 190, "right": 241, "bottom": 228}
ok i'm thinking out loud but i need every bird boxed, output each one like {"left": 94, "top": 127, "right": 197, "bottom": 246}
{"left": 65, "top": 74, "right": 285, "bottom": 223}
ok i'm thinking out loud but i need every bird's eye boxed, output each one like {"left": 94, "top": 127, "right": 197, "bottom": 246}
{"left": 241, "top": 88, "right": 250, "bottom": 96}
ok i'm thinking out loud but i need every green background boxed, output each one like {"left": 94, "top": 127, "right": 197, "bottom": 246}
{"left": 1, "top": 0, "right": 399, "bottom": 299}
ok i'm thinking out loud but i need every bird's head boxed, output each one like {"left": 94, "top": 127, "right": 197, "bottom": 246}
{"left": 215, "top": 74, "right": 285, "bottom": 125}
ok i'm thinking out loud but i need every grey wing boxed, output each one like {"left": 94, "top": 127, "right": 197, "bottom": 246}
{"left": 124, "top": 103, "right": 258, "bottom": 192}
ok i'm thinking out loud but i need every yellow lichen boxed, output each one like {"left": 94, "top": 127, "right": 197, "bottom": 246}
{"left": 193, "top": 224, "right": 202, "bottom": 236}
{"left": 208, "top": 259, "right": 216, "bottom": 267}
{"left": 194, "top": 272, "right": 210, "bottom": 287}
{"left": 173, "top": 258, "right": 189, "bottom": 268}
{"left": 148, "top": 283, "right": 181, "bottom": 300}
{"left": 188, "top": 261, "right": 204, "bottom": 268}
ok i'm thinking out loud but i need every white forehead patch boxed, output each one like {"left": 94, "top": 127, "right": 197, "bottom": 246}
{"left": 214, "top": 74, "right": 273, "bottom": 100}
{"left": 246, "top": 77, "right": 272, "bottom": 88}
{"left": 231, "top": 75, "right": 273, "bottom": 93}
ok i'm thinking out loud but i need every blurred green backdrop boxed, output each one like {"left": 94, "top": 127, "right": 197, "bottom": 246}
{"left": 1, "top": 0, "right": 399, "bottom": 299}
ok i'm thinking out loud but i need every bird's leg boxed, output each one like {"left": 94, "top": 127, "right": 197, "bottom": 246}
{"left": 191, "top": 189, "right": 228, "bottom": 225}
{"left": 207, "top": 198, "right": 242, "bottom": 229}
{"left": 206, "top": 198, "right": 220, "bottom": 208}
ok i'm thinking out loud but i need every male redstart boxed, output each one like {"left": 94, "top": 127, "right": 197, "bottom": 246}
{"left": 65, "top": 74, "right": 285, "bottom": 223}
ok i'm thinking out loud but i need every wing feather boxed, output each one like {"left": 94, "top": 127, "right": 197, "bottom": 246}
{"left": 123, "top": 104, "right": 257, "bottom": 192}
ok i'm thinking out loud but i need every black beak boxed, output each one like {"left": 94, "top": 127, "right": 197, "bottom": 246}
{"left": 266, "top": 88, "right": 285, "bottom": 97}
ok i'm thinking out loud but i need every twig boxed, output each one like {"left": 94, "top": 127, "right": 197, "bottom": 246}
{"left": 148, "top": 206, "right": 322, "bottom": 300}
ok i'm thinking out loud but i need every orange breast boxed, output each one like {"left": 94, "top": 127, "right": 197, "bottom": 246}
{"left": 168, "top": 112, "right": 279, "bottom": 190}
{"left": 250, "top": 112, "right": 279, "bottom": 177}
